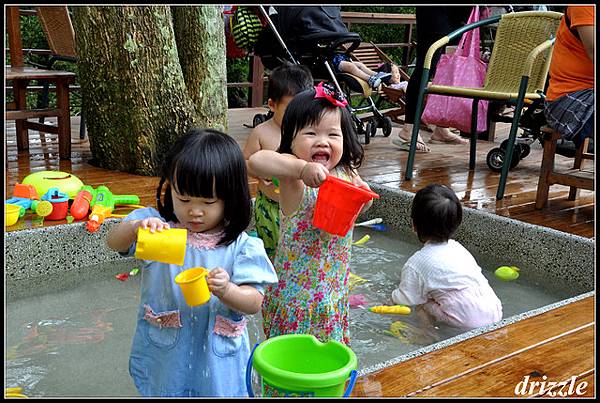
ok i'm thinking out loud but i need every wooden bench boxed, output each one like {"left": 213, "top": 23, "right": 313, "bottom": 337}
{"left": 535, "top": 126, "right": 594, "bottom": 209}
{"left": 6, "top": 66, "right": 76, "bottom": 159}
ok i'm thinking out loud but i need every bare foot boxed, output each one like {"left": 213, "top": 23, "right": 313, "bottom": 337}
{"left": 396, "top": 127, "right": 430, "bottom": 152}
{"left": 429, "top": 127, "right": 469, "bottom": 144}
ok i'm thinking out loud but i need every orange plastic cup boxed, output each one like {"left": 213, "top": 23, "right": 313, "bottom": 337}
{"left": 313, "top": 176, "right": 379, "bottom": 236}
{"left": 174, "top": 267, "right": 211, "bottom": 306}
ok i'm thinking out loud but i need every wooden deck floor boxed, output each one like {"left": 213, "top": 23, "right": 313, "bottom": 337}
{"left": 4, "top": 108, "right": 595, "bottom": 397}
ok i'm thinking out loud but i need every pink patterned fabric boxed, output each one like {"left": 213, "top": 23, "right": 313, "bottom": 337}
{"left": 421, "top": 6, "right": 489, "bottom": 133}
{"left": 143, "top": 304, "right": 182, "bottom": 329}
{"left": 213, "top": 315, "right": 248, "bottom": 337}
{"left": 171, "top": 223, "right": 225, "bottom": 250}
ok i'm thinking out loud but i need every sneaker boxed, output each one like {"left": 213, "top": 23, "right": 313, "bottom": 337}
{"left": 367, "top": 72, "right": 392, "bottom": 89}
{"left": 367, "top": 75, "right": 381, "bottom": 89}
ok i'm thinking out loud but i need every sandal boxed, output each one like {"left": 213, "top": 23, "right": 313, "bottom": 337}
{"left": 392, "top": 138, "right": 431, "bottom": 153}
{"left": 429, "top": 128, "right": 469, "bottom": 145}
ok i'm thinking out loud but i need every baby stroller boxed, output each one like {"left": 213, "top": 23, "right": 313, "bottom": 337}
{"left": 252, "top": 6, "right": 393, "bottom": 144}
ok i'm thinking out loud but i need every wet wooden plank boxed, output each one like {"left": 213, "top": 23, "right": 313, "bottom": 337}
{"left": 351, "top": 296, "right": 594, "bottom": 397}
{"left": 417, "top": 324, "right": 594, "bottom": 397}
{"left": 5, "top": 109, "right": 594, "bottom": 238}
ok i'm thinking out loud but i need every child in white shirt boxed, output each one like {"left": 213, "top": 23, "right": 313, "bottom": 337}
{"left": 392, "top": 184, "right": 502, "bottom": 329}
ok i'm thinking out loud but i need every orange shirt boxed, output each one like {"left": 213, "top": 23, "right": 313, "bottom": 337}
{"left": 546, "top": 6, "right": 594, "bottom": 101}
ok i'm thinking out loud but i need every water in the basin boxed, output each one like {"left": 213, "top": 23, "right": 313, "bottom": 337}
{"left": 5, "top": 227, "right": 570, "bottom": 397}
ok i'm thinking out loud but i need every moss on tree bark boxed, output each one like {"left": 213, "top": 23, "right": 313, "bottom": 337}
{"left": 72, "top": 6, "right": 227, "bottom": 175}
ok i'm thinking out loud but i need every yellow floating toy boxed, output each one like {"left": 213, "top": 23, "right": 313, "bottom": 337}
{"left": 352, "top": 234, "right": 370, "bottom": 246}
{"left": 495, "top": 266, "right": 520, "bottom": 281}
{"left": 348, "top": 272, "right": 368, "bottom": 291}
{"left": 5, "top": 387, "right": 27, "bottom": 398}
{"left": 368, "top": 305, "right": 411, "bottom": 315}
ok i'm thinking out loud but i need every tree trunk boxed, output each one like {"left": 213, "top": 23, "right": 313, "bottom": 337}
{"left": 72, "top": 6, "right": 198, "bottom": 175}
{"left": 172, "top": 6, "right": 228, "bottom": 132}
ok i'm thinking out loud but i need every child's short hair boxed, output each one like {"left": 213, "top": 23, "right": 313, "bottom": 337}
{"left": 156, "top": 128, "right": 251, "bottom": 245}
{"left": 411, "top": 184, "right": 462, "bottom": 243}
{"left": 278, "top": 87, "right": 364, "bottom": 170}
{"left": 267, "top": 63, "right": 314, "bottom": 102}
{"left": 377, "top": 62, "right": 393, "bottom": 74}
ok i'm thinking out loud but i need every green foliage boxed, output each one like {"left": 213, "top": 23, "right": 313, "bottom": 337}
{"left": 226, "top": 56, "right": 250, "bottom": 107}
{"left": 340, "top": 6, "right": 416, "bottom": 65}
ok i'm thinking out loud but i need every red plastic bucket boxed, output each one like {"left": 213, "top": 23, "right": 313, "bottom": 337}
{"left": 313, "top": 176, "right": 379, "bottom": 236}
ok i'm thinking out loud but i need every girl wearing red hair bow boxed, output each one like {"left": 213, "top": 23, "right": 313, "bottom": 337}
{"left": 249, "top": 82, "right": 373, "bottom": 345}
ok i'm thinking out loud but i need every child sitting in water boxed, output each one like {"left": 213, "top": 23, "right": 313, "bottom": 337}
{"left": 392, "top": 184, "right": 502, "bottom": 329}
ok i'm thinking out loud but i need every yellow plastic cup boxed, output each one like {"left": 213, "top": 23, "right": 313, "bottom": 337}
{"left": 5, "top": 204, "right": 23, "bottom": 227}
{"left": 135, "top": 227, "right": 187, "bottom": 265}
{"left": 174, "top": 267, "right": 211, "bottom": 306}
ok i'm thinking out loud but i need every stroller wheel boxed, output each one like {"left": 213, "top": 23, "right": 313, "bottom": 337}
{"left": 253, "top": 114, "right": 267, "bottom": 128}
{"left": 519, "top": 143, "right": 531, "bottom": 159}
{"left": 382, "top": 117, "right": 393, "bottom": 137}
{"left": 355, "top": 120, "right": 370, "bottom": 144}
{"left": 367, "top": 120, "right": 377, "bottom": 138}
{"left": 486, "top": 147, "right": 521, "bottom": 172}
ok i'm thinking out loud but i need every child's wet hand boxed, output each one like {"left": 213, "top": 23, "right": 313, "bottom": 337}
{"left": 300, "top": 162, "right": 329, "bottom": 188}
{"left": 352, "top": 176, "right": 371, "bottom": 191}
{"left": 140, "top": 217, "right": 170, "bottom": 233}
{"left": 207, "top": 268, "right": 231, "bottom": 299}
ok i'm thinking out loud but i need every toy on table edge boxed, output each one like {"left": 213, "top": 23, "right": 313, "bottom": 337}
{"left": 70, "top": 185, "right": 142, "bottom": 232}
{"left": 21, "top": 170, "right": 84, "bottom": 198}
{"left": 354, "top": 217, "right": 387, "bottom": 231}
{"left": 6, "top": 183, "right": 53, "bottom": 218}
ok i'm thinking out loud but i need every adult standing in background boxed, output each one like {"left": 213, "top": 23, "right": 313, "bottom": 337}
{"left": 392, "top": 6, "right": 472, "bottom": 153}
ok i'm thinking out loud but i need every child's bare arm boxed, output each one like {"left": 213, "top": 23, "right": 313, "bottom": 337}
{"left": 243, "top": 127, "right": 263, "bottom": 177}
{"left": 207, "top": 268, "right": 264, "bottom": 314}
{"left": 107, "top": 217, "right": 170, "bottom": 252}
{"left": 248, "top": 150, "right": 306, "bottom": 180}
{"left": 350, "top": 172, "right": 374, "bottom": 213}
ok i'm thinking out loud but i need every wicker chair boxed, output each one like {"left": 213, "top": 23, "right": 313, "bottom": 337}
{"left": 403, "top": 10, "right": 563, "bottom": 200}
{"left": 35, "top": 6, "right": 86, "bottom": 139}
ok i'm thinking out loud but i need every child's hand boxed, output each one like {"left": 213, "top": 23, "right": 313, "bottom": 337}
{"left": 300, "top": 162, "right": 329, "bottom": 188}
{"left": 352, "top": 175, "right": 371, "bottom": 191}
{"left": 207, "top": 268, "right": 232, "bottom": 299}
{"left": 139, "top": 217, "right": 170, "bottom": 233}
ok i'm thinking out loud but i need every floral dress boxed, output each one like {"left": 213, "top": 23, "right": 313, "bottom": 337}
{"left": 262, "top": 167, "right": 353, "bottom": 345}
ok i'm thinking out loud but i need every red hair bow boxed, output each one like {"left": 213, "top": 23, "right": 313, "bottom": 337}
{"left": 314, "top": 82, "right": 348, "bottom": 108}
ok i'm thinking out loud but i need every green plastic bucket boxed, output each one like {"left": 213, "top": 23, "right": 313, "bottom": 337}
{"left": 246, "top": 334, "right": 358, "bottom": 397}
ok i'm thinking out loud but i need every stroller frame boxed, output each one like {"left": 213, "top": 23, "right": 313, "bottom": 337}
{"left": 254, "top": 6, "right": 393, "bottom": 144}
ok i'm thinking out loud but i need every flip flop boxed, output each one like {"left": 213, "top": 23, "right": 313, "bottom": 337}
{"left": 392, "top": 138, "right": 431, "bottom": 153}
{"left": 429, "top": 132, "right": 469, "bottom": 145}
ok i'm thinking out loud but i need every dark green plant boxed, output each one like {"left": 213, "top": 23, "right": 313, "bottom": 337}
{"left": 341, "top": 6, "right": 416, "bottom": 65}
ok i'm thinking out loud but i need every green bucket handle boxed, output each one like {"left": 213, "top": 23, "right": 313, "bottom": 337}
{"left": 245, "top": 342, "right": 358, "bottom": 397}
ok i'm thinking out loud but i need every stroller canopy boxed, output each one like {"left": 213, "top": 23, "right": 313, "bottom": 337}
{"left": 255, "top": 6, "right": 361, "bottom": 69}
